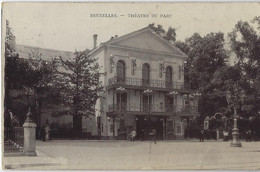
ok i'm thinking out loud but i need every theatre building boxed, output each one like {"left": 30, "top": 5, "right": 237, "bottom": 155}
{"left": 90, "top": 27, "right": 199, "bottom": 140}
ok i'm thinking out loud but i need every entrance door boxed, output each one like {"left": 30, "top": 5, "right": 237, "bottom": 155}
{"left": 136, "top": 115, "right": 163, "bottom": 140}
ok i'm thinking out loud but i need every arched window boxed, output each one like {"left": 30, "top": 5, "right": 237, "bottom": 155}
{"left": 142, "top": 63, "right": 150, "bottom": 87}
{"left": 116, "top": 60, "right": 126, "bottom": 84}
{"left": 165, "top": 66, "right": 173, "bottom": 88}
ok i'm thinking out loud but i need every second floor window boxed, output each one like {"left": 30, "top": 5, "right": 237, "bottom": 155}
{"left": 142, "top": 63, "right": 150, "bottom": 86}
{"left": 116, "top": 60, "right": 126, "bottom": 84}
{"left": 165, "top": 66, "right": 173, "bottom": 88}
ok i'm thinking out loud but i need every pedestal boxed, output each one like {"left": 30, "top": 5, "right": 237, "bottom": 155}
{"left": 23, "top": 122, "right": 37, "bottom": 156}
{"left": 230, "top": 128, "right": 242, "bottom": 147}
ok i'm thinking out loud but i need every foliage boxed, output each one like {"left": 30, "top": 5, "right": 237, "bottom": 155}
{"left": 228, "top": 16, "right": 260, "bottom": 118}
{"left": 175, "top": 32, "right": 229, "bottom": 119}
{"left": 54, "top": 51, "right": 103, "bottom": 133}
{"left": 148, "top": 23, "right": 177, "bottom": 42}
{"left": 4, "top": 22, "right": 59, "bottom": 125}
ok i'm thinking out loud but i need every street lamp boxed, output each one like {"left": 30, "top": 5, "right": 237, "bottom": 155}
{"left": 144, "top": 89, "right": 153, "bottom": 113}
{"left": 116, "top": 87, "right": 126, "bottom": 112}
{"left": 114, "top": 87, "right": 126, "bottom": 138}
{"left": 226, "top": 85, "right": 246, "bottom": 147}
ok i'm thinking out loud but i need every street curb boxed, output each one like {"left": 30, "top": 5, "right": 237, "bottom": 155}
{"left": 4, "top": 162, "right": 63, "bottom": 169}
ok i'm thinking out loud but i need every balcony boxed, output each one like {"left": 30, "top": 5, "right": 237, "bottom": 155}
{"left": 107, "top": 103, "right": 198, "bottom": 116}
{"left": 108, "top": 76, "right": 186, "bottom": 90}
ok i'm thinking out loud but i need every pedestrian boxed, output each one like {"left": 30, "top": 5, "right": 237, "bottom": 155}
{"left": 246, "top": 130, "right": 252, "bottom": 142}
{"left": 199, "top": 130, "right": 204, "bottom": 142}
{"left": 141, "top": 128, "right": 145, "bottom": 141}
{"left": 44, "top": 120, "right": 50, "bottom": 141}
{"left": 131, "top": 129, "right": 136, "bottom": 142}
{"left": 223, "top": 131, "right": 229, "bottom": 141}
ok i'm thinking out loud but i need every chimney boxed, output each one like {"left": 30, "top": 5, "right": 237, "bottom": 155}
{"left": 93, "top": 34, "right": 98, "bottom": 49}
{"left": 115, "top": 35, "right": 118, "bottom": 39}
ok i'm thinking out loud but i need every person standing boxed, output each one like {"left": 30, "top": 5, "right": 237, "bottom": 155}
{"left": 199, "top": 129, "right": 204, "bottom": 142}
{"left": 44, "top": 120, "right": 50, "bottom": 141}
{"left": 131, "top": 129, "right": 136, "bottom": 142}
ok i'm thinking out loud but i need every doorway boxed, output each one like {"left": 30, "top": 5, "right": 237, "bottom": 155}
{"left": 136, "top": 115, "right": 164, "bottom": 140}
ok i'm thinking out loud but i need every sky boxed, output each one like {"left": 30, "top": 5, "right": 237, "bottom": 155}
{"left": 2, "top": 2, "right": 260, "bottom": 52}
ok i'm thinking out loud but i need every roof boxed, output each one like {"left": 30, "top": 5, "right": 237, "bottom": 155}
{"left": 88, "top": 26, "right": 187, "bottom": 58}
{"left": 16, "top": 44, "right": 75, "bottom": 61}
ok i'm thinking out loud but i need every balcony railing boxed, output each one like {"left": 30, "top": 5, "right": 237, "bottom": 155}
{"left": 108, "top": 76, "right": 184, "bottom": 89}
{"left": 108, "top": 103, "right": 198, "bottom": 114}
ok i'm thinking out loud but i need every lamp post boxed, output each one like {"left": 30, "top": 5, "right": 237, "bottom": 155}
{"left": 144, "top": 89, "right": 153, "bottom": 113}
{"left": 226, "top": 86, "right": 246, "bottom": 147}
{"left": 114, "top": 87, "right": 126, "bottom": 138}
{"left": 192, "top": 92, "right": 201, "bottom": 113}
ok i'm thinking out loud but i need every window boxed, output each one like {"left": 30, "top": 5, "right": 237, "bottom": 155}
{"left": 142, "top": 63, "right": 150, "bottom": 87}
{"left": 165, "top": 66, "right": 173, "bottom": 88}
{"left": 116, "top": 60, "right": 126, "bottom": 84}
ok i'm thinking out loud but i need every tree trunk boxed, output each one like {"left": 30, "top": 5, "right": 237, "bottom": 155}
{"left": 73, "top": 115, "right": 82, "bottom": 137}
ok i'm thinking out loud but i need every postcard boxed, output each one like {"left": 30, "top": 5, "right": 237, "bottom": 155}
{"left": 2, "top": 2, "right": 260, "bottom": 170}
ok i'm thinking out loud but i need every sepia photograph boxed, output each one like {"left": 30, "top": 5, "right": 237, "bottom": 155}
{"left": 1, "top": 2, "right": 260, "bottom": 170}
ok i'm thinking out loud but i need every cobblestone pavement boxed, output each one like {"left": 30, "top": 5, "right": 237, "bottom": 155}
{"left": 33, "top": 140, "right": 260, "bottom": 170}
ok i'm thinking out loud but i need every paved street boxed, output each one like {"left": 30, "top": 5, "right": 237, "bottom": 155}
{"left": 4, "top": 140, "right": 260, "bottom": 170}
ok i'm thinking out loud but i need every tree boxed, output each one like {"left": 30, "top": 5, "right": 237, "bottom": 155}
{"left": 228, "top": 16, "right": 260, "bottom": 118}
{"left": 5, "top": 21, "right": 58, "bottom": 127}
{"left": 55, "top": 51, "right": 103, "bottom": 136}
{"left": 148, "top": 23, "right": 177, "bottom": 43}
{"left": 149, "top": 23, "right": 230, "bottom": 120}
{"left": 175, "top": 32, "right": 230, "bottom": 120}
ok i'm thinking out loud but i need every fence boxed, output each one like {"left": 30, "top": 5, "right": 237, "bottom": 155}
{"left": 13, "top": 127, "right": 24, "bottom": 147}
{"left": 4, "top": 127, "right": 24, "bottom": 153}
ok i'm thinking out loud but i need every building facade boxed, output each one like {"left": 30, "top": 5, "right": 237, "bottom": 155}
{"left": 90, "top": 27, "right": 199, "bottom": 140}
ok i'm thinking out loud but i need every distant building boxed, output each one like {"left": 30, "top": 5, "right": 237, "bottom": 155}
{"left": 90, "top": 27, "right": 199, "bottom": 140}
{"left": 15, "top": 45, "right": 98, "bottom": 137}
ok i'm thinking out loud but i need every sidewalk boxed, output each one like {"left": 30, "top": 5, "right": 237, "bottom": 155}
{"left": 3, "top": 146, "right": 68, "bottom": 169}
{"left": 3, "top": 139, "right": 260, "bottom": 170}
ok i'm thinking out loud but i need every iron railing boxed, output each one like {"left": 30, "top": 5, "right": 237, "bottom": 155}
{"left": 4, "top": 127, "right": 24, "bottom": 153}
{"left": 108, "top": 103, "right": 198, "bottom": 114}
{"left": 108, "top": 76, "right": 185, "bottom": 89}
{"left": 13, "top": 127, "right": 24, "bottom": 147}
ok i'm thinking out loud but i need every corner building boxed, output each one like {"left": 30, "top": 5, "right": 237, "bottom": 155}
{"left": 90, "top": 27, "right": 199, "bottom": 140}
